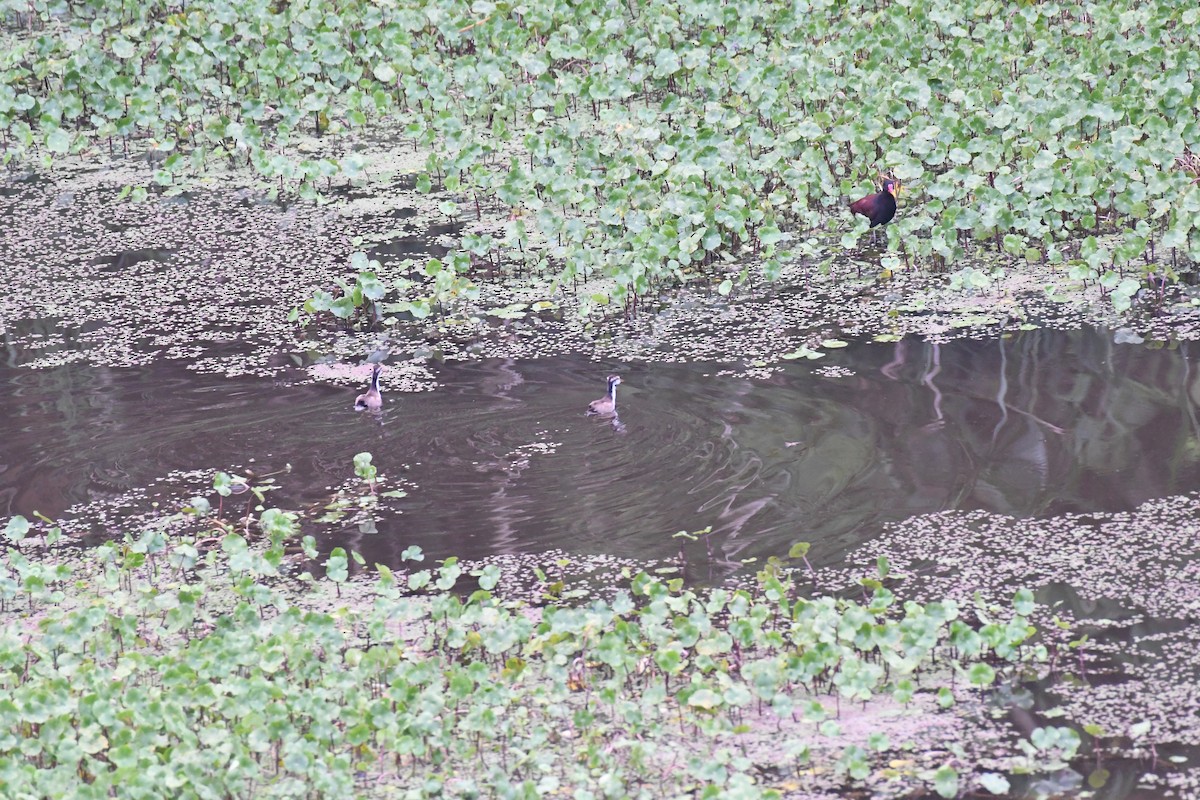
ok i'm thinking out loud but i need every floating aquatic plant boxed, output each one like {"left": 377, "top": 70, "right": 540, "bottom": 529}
{"left": 0, "top": 455, "right": 1074, "bottom": 799}
{"left": 819, "top": 493, "right": 1200, "bottom": 794}
{"left": 3, "top": 0, "right": 1199, "bottom": 315}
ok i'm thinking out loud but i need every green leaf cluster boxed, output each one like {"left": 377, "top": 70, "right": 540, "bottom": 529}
{"left": 0, "top": 477, "right": 1062, "bottom": 798}
{"left": 6, "top": 0, "right": 1199, "bottom": 312}
{"left": 298, "top": 251, "right": 479, "bottom": 326}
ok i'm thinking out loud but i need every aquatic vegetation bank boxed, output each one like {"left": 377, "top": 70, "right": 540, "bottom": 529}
{"left": 4, "top": 0, "right": 1199, "bottom": 315}
{"left": 0, "top": 464, "right": 1065, "bottom": 799}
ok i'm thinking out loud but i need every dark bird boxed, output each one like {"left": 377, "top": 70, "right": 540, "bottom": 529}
{"left": 850, "top": 179, "right": 899, "bottom": 227}
{"left": 587, "top": 375, "right": 622, "bottom": 417}
{"left": 354, "top": 363, "right": 383, "bottom": 411}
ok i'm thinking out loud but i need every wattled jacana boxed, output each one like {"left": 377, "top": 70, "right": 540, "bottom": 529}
{"left": 850, "top": 180, "right": 899, "bottom": 228}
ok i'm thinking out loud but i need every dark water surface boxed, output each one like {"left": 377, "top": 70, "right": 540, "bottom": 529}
{"left": 2, "top": 326, "right": 1199, "bottom": 577}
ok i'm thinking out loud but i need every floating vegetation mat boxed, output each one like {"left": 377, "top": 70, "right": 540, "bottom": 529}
{"left": 1, "top": 178, "right": 352, "bottom": 375}
{"left": 4, "top": 0, "right": 1200, "bottom": 382}
{"left": 816, "top": 493, "right": 1200, "bottom": 797}
{"left": 5, "top": 454, "right": 1199, "bottom": 796}
{"left": 6, "top": 165, "right": 1200, "bottom": 385}
{"left": 4, "top": 0, "right": 1200, "bottom": 320}
{"left": 1, "top": 462, "right": 1073, "bottom": 800}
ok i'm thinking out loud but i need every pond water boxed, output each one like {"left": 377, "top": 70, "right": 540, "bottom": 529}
{"left": 3, "top": 325, "right": 1198, "bottom": 580}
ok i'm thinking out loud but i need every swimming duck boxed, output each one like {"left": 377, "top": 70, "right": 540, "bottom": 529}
{"left": 587, "top": 375, "right": 622, "bottom": 416}
{"left": 354, "top": 363, "right": 383, "bottom": 411}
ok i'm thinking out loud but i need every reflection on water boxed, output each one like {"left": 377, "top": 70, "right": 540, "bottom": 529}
{"left": 1, "top": 326, "right": 1199, "bottom": 578}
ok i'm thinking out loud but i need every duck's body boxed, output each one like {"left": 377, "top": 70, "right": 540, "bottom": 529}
{"left": 355, "top": 364, "right": 383, "bottom": 411}
{"left": 587, "top": 375, "right": 622, "bottom": 416}
{"left": 850, "top": 180, "right": 899, "bottom": 227}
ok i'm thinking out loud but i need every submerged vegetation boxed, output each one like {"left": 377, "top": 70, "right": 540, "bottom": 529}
{"left": 3, "top": 0, "right": 1200, "bottom": 316}
{"left": 0, "top": 460, "right": 1076, "bottom": 799}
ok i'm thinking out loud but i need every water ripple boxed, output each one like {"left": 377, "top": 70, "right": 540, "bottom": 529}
{"left": 1, "top": 328, "right": 1197, "bottom": 577}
